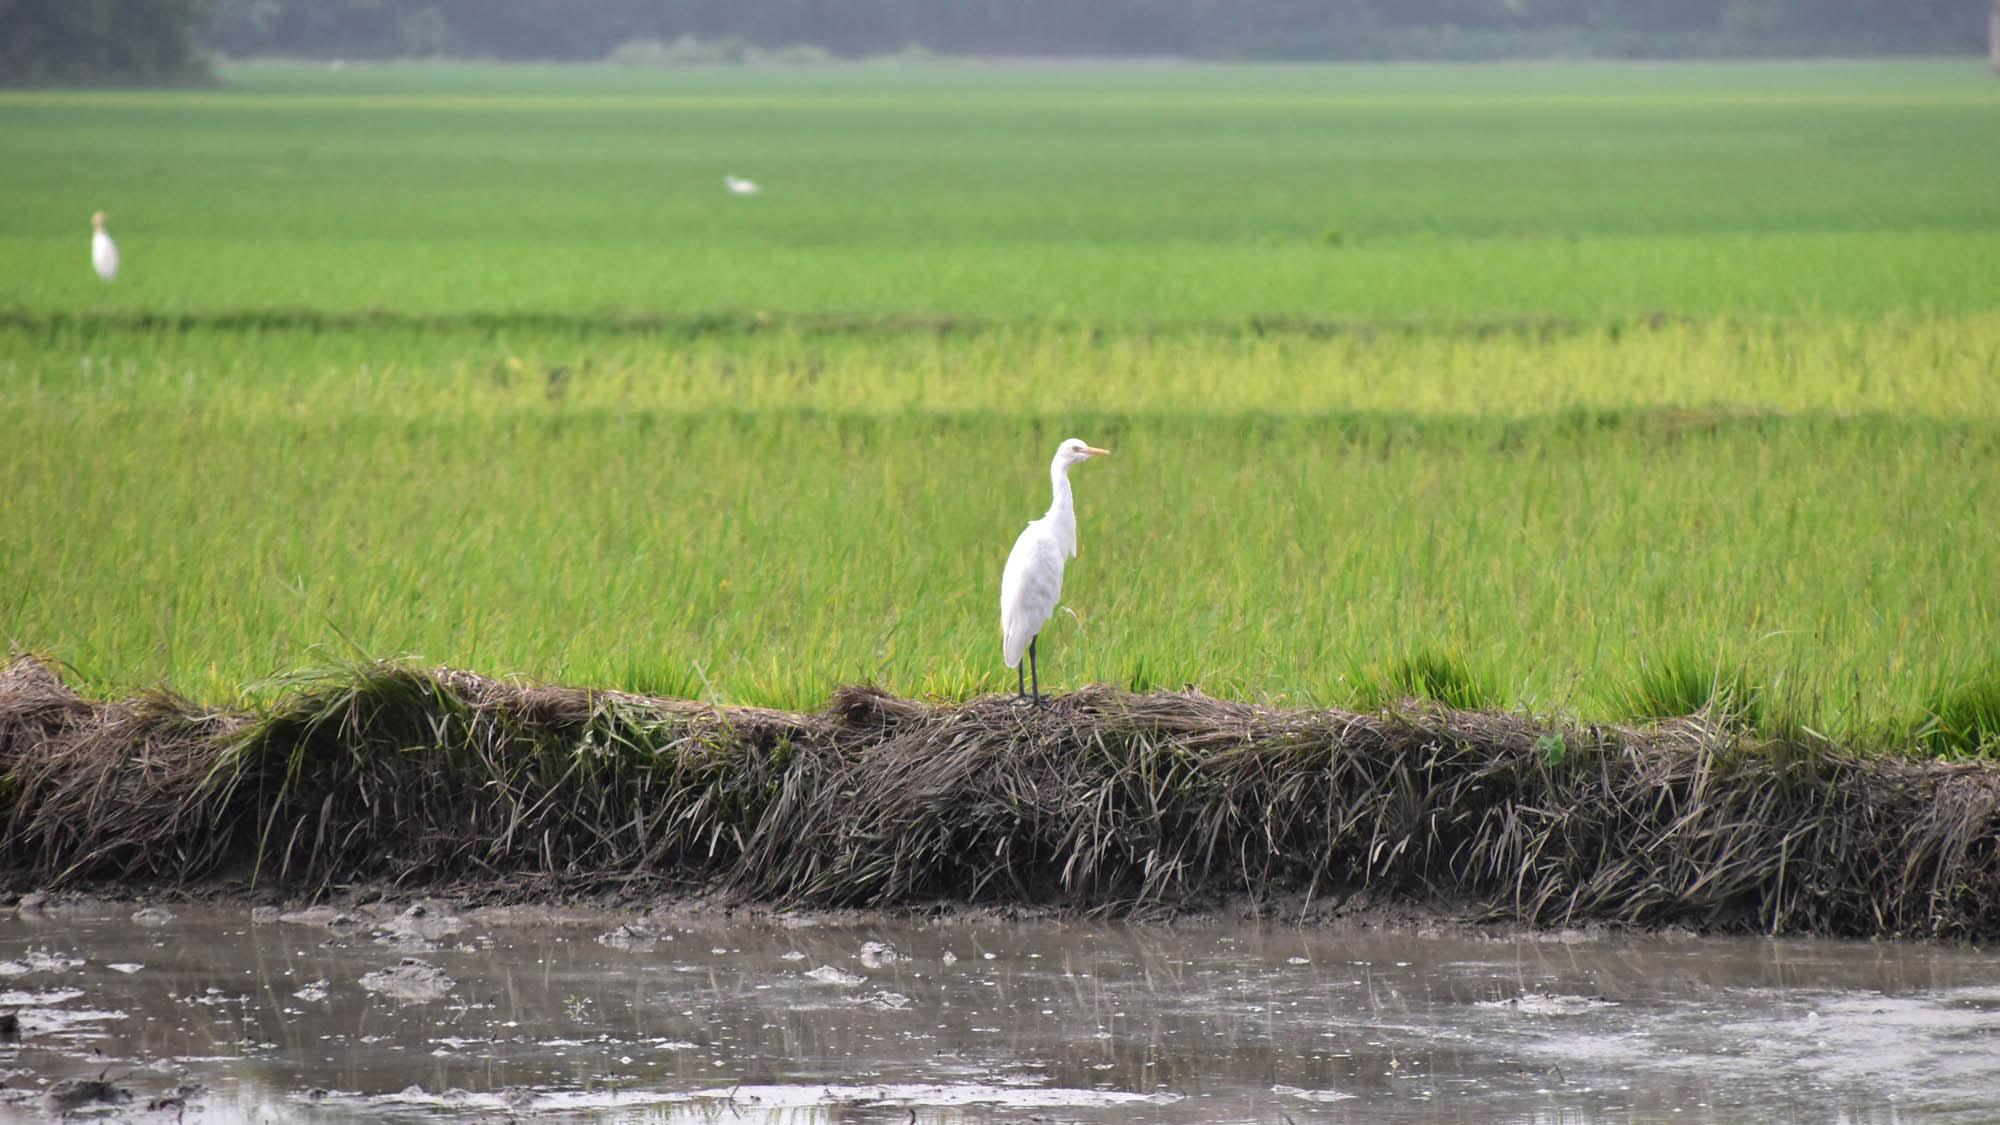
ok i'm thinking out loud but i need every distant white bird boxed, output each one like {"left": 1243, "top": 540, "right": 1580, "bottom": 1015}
{"left": 1000, "top": 438, "right": 1110, "bottom": 706}
{"left": 90, "top": 211, "right": 118, "bottom": 282}
{"left": 724, "top": 175, "right": 761, "bottom": 196}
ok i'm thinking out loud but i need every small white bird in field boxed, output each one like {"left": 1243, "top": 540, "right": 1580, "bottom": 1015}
{"left": 1000, "top": 438, "right": 1110, "bottom": 706}
{"left": 90, "top": 211, "right": 118, "bottom": 281}
{"left": 724, "top": 175, "right": 761, "bottom": 196}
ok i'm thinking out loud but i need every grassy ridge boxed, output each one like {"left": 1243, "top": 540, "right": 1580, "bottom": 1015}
{"left": 5, "top": 656, "right": 1996, "bottom": 936}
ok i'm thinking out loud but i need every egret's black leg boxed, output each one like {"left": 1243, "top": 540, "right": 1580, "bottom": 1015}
{"left": 1016, "top": 661, "right": 1025, "bottom": 700}
{"left": 1029, "top": 636, "right": 1043, "bottom": 708}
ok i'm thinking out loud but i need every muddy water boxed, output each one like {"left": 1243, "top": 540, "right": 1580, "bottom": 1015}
{"left": 1, "top": 902, "right": 1997, "bottom": 1122}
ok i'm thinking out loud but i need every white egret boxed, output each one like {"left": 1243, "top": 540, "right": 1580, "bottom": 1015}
{"left": 1000, "top": 438, "right": 1110, "bottom": 706}
{"left": 90, "top": 211, "right": 118, "bottom": 282}
{"left": 724, "top": 175, "right": 761, "bottom": 196}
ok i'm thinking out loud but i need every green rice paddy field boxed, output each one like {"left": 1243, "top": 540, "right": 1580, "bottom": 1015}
{"left": 2, "top": 61, "right": 1997, "bottom": 749}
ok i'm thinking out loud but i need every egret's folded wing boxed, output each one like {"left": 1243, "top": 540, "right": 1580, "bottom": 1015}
{"left": 999, "top": 525, "right": 1067, "bottom": 668}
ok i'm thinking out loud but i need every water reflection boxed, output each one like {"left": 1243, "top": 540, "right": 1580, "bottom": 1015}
{"left": 0, "top": 901, "right": 1995, "bottom": 1122}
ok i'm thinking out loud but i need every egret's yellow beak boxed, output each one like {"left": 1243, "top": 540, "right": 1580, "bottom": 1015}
{"left": 1083, "top": 446, "right": 1111, "bottom": 457}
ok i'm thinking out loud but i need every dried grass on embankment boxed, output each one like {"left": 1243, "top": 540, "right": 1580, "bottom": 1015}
{"left": 2, "top": 655, "right": 1995, "bottom": 939}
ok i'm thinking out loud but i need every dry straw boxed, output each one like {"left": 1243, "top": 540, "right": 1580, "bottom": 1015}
{"left": 2, "top": 655, "right": 1994, "bottom": 938}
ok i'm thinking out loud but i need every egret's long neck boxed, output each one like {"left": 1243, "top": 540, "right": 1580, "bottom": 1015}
{"left": 1046, "top": 458, "right": 1077, "bottom": 555}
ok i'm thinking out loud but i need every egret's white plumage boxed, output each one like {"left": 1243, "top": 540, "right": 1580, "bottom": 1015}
{"left": 90, "top": 211, "right": 118, "bottom": 282}
{"left": 1000, "top": 438, "right": 1109, "bottom": 701}
{"left": 724, "top": 175, "right": 761, "bottom": 196}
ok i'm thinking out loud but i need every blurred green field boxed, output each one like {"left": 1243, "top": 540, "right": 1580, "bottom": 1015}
{"left": 3, "top": 60, "right": 1999, "bottom": 322}
{"left": 2, "top": 61, "right": 1997, "bottom": 748}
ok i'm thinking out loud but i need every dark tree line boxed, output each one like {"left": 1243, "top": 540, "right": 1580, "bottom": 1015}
{"left": 0, "top": 0, "right": 212, "bottom": 84}
{"left": 0, "top": 0, "right": 1984, "bottom": 85}
{"left": 199, "top": 0, "right": 1982, "bottom": 61}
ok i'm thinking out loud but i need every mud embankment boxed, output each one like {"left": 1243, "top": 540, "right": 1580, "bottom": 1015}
{"left": 1, "top": 655, "right": 1995, "bottom": 938}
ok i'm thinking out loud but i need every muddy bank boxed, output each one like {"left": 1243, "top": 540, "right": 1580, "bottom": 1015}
{"left": 12, "top": 899, "right": 2000, "bottom": 1123}
{"left": 1, "top": 655, "right": 1995, "bottom": 939}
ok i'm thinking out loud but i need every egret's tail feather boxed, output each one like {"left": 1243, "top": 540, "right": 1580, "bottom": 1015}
{"left": 1002, "top": 625, "right": 1029, "bottom": 669}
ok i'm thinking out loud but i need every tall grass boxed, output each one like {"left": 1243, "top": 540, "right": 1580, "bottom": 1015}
{"left": 3, "top": 322, "right": 1994, "bottom": 744}
{"left": 7, "top": 314, "right": 1999, "bottom": 419}
{"left": 2, "top": 62, "right": 1995, "bottom": 751}
{"left": 1921, "top": 673, "right": 2000, "bottom": 757}
{"left": 1615, "top": 649, "right": 1766, "bottom": 730}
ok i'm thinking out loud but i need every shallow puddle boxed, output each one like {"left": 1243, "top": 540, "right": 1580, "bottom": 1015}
{"left": 1, "top": 901, "right": 1996, "bottom": 1122}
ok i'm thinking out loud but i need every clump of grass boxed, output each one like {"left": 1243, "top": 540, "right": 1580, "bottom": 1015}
{"left": 6, "top": 656, "right": 1997, "bottom": 939}
{"left": 2, "top": 656, "right": 811, "bottom": 891}
{"left": 1357, "top": 649, "right": 1499, "bottom": 712}
{"left": 1919, "top": 672, "right": 2000, "bottom": 758}
{"left": 1616, "top": 650, "right": 1765, "bottom": 730}
{"left": 606, "top": 657, "right": 703, "bottom": 701}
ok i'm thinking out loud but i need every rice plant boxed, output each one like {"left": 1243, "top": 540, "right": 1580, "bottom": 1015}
{"left": 1615, "top": 649, "right": 1765, "bottom": 730}
{"left": 1920, "top": 673, "right": 2000, "bottom": 758}
{"left": 2, "top": 60, "right": 1996, "bottom": 748}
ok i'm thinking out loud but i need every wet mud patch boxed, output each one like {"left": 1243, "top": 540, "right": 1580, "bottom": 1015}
{"left": 362, "top": 1081, "right": 1185, "bottom": 1116}
{"left": 358, "top": 958, "right": 457, "bottom": 1004}
{"left": 1475, "top": 992, "right": 1620, "bottom": 1016}
{"left": 5, "top": 899, "right": 2000, "bottom": 1122}
{"left": 44, "top": 1078, "right": 133, "bottom": 1113}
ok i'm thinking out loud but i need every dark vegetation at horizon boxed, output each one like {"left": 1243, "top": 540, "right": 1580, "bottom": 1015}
{"left": 0, "top": 0, "right": 211, "bottom": 86}
{"left": 0, "top": 0, "right": 1985, "bottom": 86}
{"left": 203, "top": 0, "right": 1984, "bottom": 63}
{"left": 3, "top": 655, "right": 1996, "bottom": 938}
